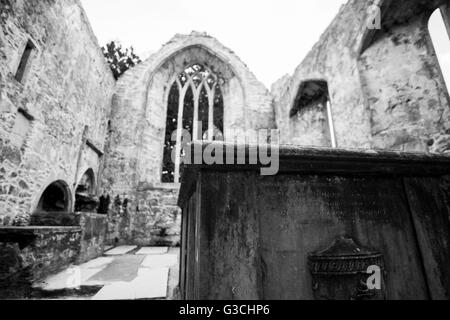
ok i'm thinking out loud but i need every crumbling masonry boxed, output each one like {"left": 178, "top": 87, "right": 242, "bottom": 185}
{"left": 0, "top": 0, "right": 449, "bottom": 289}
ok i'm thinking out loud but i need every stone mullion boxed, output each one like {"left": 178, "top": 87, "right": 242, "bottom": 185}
{"left": 190, "top": 76, "right": 200, "bottom": 141}
{"left": 206, "top": 83, "right": 217, "bottom": 141}
{"left": 192, "top": 78, "right": 208, "bottom": 141}
{"left": 175, "top": 78, "right": 188, "bottom": 184}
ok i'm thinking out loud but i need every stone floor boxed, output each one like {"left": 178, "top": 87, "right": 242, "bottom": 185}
{"left": 32, "top": 246, "right": 180, "bottom": 300}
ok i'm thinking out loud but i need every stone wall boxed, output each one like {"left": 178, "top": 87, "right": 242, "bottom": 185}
{"left": 132, "top": 187, "right": 181, "bottom": 246}
{"left": 2, "top": 0, "right": 449, "bottom": 253}
{"left": 0, "top": 212, "right": 107, "bottom": 296}
{"left": 26, "top": 210, "right": 107, "bottom": 263}
{"left": 104, "top": 31, "right": 274, "bottom": 194}
{"left": 107, "top": 187, "right": 181, "bottom": 247}
{"left": 272, "top": 0, "right": 450, "bottom": 153}
{"left": 78, "top": 212, "right": 107, "bottom": 263}
{"left": 289, "top": 103, "right": 332, "bottom": 147}
{"left": 0, "top": 0, "right": 115, "bottom": 225}
{"left": 359, "top": 2, "right": 450, "bottom": 152}
{"left": 0, "top": 226, "right": 81, "bottom": 297}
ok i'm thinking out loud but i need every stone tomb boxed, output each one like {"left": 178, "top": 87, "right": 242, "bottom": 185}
{"left": 178, "top": 142, "right": 450, "bottom": 300}
{"left": 0, "top": 212, "right": 108, "bottom": 297}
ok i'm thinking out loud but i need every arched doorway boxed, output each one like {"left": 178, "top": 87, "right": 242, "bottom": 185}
{"left": 75, "top": 169, "right": 98, "bottom": 212}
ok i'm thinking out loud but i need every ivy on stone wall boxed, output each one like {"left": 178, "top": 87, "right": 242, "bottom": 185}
{"left": 102, "top": 41, "right": 141, "bottom": 80}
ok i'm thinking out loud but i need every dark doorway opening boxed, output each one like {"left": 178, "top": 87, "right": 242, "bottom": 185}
{"left": 36, "top": 181, "right": 71, "bottom": 213}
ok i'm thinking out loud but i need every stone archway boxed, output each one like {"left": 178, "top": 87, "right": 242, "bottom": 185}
{"left": 105, "top": 32, "right": 274, "bottom": 192}
{"left": 101, "top": 32, "right": 274, "bottom": 248}
{"left": 31, "top": 180, "right": 74, "bottom": 226}
{"left": 75, "top": 169, "right": 98, "bottom": 212}
{"left": 141, "top": 45, "right": 243, "bottom": 186}
{"left": 35, "top": 180, "right": 71, "bottom": 214}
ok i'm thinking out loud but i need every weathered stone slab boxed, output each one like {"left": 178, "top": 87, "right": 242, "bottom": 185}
{"left": 132, "top": 268, "right": 169, "bottom": 299}
{"left": 0, "top": 227, "right": 82, "bottom": 286}
{"left": 141, "top": 254, "right": 178, "bottom": 268}
{"left": 86, "top": 255, "right": 144, "bottom": 283}
{"left": 33, "top": 267, "right": 103, "bottom": 291}
{"left": 91, "top": 282, "right": 136, "bottom": 300}
{"left": 178, "top": 143, "right": 450, "bottom": 299}
{"left": 104, "top": 246, "right": 137, "bottom": 256}
{"left": 78, "top": 257, "right": 114, "bottom": 269}
{"left": 32, "top": 257, "right": 114, "bottom": 291}
{"left": 135, "top": 247, "right": 168, "bottom": 255}
{"left": 91, "top": 268, "right": 169, "bottom": 300}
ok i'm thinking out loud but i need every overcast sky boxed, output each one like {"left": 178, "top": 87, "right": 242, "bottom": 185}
{"left": 81, "top": 0, "right": 449, "bottom": 88}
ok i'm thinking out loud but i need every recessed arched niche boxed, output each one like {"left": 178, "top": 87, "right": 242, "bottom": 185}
{"left": 289, "top": 80, "right": 336, "bottom": 148}
{"left": 36, "top": 180, "right": 71, "bottom": 213}
{"left": 31, "top": 180, "right": 74, "bottom": 226}
{"left": 75, "top": 169, "right": 98, "bottom": 213}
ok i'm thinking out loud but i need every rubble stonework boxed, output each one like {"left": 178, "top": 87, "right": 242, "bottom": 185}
{"left": 106, "top": 188, "right": 181, "bottom": 247}
{"left": 272, "top": 0, "right": 450, "bottom": 152}
{"left": 0, "top": 0, "right": 449, "bottom": 270}
{"left": 0, "top": 0, "right": 115, "bottom": 224}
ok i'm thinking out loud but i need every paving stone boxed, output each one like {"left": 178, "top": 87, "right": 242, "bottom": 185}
{"left": 91, "top": 282, "right": 136, "bottom": 300}
{"left": 132, "top": 268, "right": 169, "bottom": 299}
{"left": 104, "top": 246, "right": 137, "bottom": 256}
{"left": 135, "top": 247, "right": 168, "bottom": 255}
{"left": 32, "top": 250, "right": 179, "bottom": 299}
{"left": 33, "top": 267, "right": 103, "bottom": 291}
{"left": 78, "top": 257, "right": 114, "bottom": 269}
{"left": 91, "top": 268, "right": 169, "bottom": 300}
{"left": 87, "top": 255, "right": 144, "bottom": 283}
{"left": 141, "top": 254, "right": 178, "bottom": 268}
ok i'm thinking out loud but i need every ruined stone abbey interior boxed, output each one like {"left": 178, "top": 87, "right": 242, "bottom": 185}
{"left": 1, "top": 0, "right": 450, "bottom": 300}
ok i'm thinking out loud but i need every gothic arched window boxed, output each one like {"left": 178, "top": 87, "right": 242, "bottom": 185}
{"left": 162, "top": 64, "right": 224, "bottom": 183}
